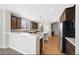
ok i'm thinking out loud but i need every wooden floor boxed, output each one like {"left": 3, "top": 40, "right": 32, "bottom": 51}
{"left": 42, "top": 35, "right": 64, "bottom": 55}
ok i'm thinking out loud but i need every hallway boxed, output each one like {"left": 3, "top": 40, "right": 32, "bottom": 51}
{"left": 42, "top": 35, "right": 64, "bottom": 55}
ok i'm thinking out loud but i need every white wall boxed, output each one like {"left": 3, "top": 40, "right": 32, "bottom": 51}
{"left": 0, "top": 10, "right": 3, "bottom": 47}
{"left": 43, "top": 23, "right": 51, "bottom": 36}
{"left": 21, "top": 18, "right": 27, "bottom": 29}
{"left": 21, "top": 18, "right": 31, "bottom": 30}
{"left": 38, "top": 23, "right": 43, "bottom": 32}
{"left": 26, "top": 19, "right": 31, "bottom": 30}
{"left": 38, "top": 22, "right": 51, "bottom": 40}
{"left": 4, "top": 10, "right": 11, "bottom": 48}
{"left": 52, "top": 22, "right": 59, "bottom": 35}
{"left": 76, "top": 4, "right": 79, "bottom": 54}
{"left": 43, "top": 23, "right": 51, "bottom": 40}
{"left": 0, "top": 10, "right": 11, "bottom": 48}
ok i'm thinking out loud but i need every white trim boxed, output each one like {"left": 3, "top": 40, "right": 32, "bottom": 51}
{"left": 0, "top": 47, "right": 3, "bottom": 48}
{"left": 9, "top": 46, "right": 37, "bottom": 55}
{"left": 9, "top": 46, "right": 26, "bottom": 55}
{"left": 0, "top": 46, "right": 9, "bottom": 48}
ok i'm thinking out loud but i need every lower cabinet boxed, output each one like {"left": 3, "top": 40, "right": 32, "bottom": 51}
{"left": 9, "top": 33, "right": 40, "bottom": 54}
{"left": 62, "top": 38, "right": 66, "bottom": 53}
{"left": 40, "top": 38, "right": 43, "bottom": 55}
{"left": 66, "top": 40, "right": 75, "bottom": 55}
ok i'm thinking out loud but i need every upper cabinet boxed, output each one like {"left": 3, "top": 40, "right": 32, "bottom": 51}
{"left": 60, "top": 5, "right": 75, "bottom": 22}
{"left": 31, "top": 22, "right": 38, "bottom": 30}
{"left": 11, "top": 15, "right": 38, "bottom": 30}
{"left": 11, "top": 16, "right": 21, "bottom": 29}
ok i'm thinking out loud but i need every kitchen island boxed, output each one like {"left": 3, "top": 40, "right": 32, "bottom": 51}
{"left": 9, "top": 31, "right": 44, "bottom": 55}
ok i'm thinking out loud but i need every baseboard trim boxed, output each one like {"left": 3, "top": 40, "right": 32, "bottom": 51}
{"left": 9, "top": 46, "right": 37, "bottom": 55}
{"left": 0, "top": 47, "right": 3, "bottom": 48}
{"left": 0, "top": 46, "right": 9, "bottom": 48}
{"left": 9, "top": 46, "right": 25, "bottom": 54}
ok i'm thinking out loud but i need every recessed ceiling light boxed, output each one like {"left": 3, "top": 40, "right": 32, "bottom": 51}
{"left": 50, "top": 8, "right": 54, "bottom": 12}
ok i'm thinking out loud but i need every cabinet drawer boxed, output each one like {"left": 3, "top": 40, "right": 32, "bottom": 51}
{"left": 66, "top": 40, "right": 75, "bottom": 55}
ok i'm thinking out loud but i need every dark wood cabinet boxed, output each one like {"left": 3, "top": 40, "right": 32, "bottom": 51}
{"left": 60, "top": 11, "right": 66, "bottom": 22}
{"left": 11, "top": 16, "right": 21, "bottom": 29}
{"left": 11, "top": 16, "right": 17, "bottom": 29}
{"left": 66, "top": 40, "right": 75, "bottom": 55}
{"left": 65, "top": 6, "right": 75, "bottom": 21}
{"left": 60, "top": 5, "right": 75, "bottom": 54}
{"left": 17, "top": 18, "right": 21, "bottom": 29}
{"left": 62, "top": 38, "right": 66, "bottom": 53}
{"left": 60, "top": 5, "right": 75, "bottom": 22}
{"left": 40, "top": 38, "right": 43, "bottom": 55}
{"left": 31, "top": 22, "right": 38, "bottom": 30}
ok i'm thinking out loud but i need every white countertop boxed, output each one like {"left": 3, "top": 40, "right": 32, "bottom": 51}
{"left": 65, "top": 37, "right": 75, "bottom": 47}
{"left": 8, "top": 31, "right": 46, "bottom": 40}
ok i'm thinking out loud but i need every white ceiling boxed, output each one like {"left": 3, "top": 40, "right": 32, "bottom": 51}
{"left": 0, "top": 4, "right": 74, "bottom": 23}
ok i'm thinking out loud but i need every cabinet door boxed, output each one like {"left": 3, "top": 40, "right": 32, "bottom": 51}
{"left": 60, "top": 5, "right": 75, "bottom": 22}
{"left": 66, "top": 6, "right": 75, "bottom": 21}
{"left": 32, "top": 22, "right": 38, "bottom": 30}
{"left": 11, "top": 16, "right": 17, "bottom": 29}
{"left": 11, "top": 16, "right": 21, "bottom": 29}
{"left": 60, "top": 11, "right": 66, "bottom": 22}
{"left": 17, "top": 18, "right": 21, "bottom": 29}
{"left": 66, "top": 40, "right": 75, "bottom": 55}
